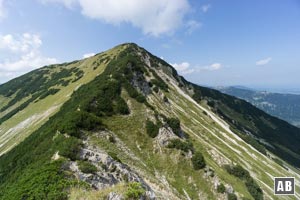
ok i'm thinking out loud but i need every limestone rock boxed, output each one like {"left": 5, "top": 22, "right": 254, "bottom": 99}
{"left": 156, "top": 127, "right": 179, "bottom": 146}
{"left": 68, "top": 141, "right": 155, "bottom": 199}
{"left": 107, "top": 192, "right": 123, "bottom": 200}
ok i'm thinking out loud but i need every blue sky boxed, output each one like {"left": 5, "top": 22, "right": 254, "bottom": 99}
{"left": 0, "top": 0, "right": 300, "bottom": 90}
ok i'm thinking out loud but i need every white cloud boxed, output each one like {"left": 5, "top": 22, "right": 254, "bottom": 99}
{"left": 256, "top": 57, "right": 272, "bottom": 66}
{"left": 201, "top": 4, "right": 211, "bottom": 13}
{"left": 186, "top": 20, "right": 202, "bottom": 34}
{"left": 206, "top": 63, "right": 222, "bottom": 70}
{"left": 82, "top": 52, "right": 95, "bottom": 58}
{"left": 0, "top": 33, "right": 42, "bottom": 53}
{"left": 171, "top": 62, "right": 194, "bottom": 74}
{"left": 171, "top": 62, "right": 222, "bottom": 75}
{"left": 0, "top": 33, "right": 58, "bottom": 83}
{"left": 172, "top": 62, "right": 189, "bottom": 71}
{"left": 197, "top": 63, "right": 222, "bottom": 71}
{"left": 40, "top": 0, "right": 190, "bottom": 36}
{"left": 0, "top": 51, "right": 57, "bottom": 72}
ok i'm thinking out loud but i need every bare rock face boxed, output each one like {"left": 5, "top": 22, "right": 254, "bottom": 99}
{"left": 225, "top": 184, "right": 234, "bottom": 194}
{"left": 81, "top": 148, "right": 144, "bottom": 186}
{"left": 139, "top": 51, "right": 151, "bottom": 68}
{"left": 204, "top": 166, "right": 215, "bottom": 178}
{"left": 107, "top": 192, "right": 123, "bottom": 200}
{"left": 128, "top": 63, "right": 151, "bottom": 96}
{"left": 156, "top": 127, "right": 179, "bottom": 146}
{"left": 213, "top": 177, "right": 220, "bottom": 190}
{"left": 69, "top": 141, "right": 155, "bottom": 199}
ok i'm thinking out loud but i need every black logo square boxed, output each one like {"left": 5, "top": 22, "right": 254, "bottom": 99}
{"left": 274, "top": 177, "right": 295, "bottom": 195}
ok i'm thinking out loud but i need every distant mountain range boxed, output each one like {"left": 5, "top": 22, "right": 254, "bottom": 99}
{"left": 218, "top": 86, "right": 300, "bottom": 127}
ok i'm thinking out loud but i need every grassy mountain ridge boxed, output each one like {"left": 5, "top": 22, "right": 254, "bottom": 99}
{"left": 0, "top": 43, "right": 299, "bottom": 199}
{"left": 0, "top": 45, "right": 123, "bottom": 156}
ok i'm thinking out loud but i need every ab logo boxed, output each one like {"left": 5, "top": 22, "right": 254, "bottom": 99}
{"left": 274, "top": 177, "right": 295, "bottom": 195}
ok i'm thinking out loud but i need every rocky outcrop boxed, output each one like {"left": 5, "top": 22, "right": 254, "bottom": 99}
{"left": 107, "top": 192, "right": 123, "bottom": 200}
{"left": 139, "top": 51, "right": 151, "bottom": 67}
{"left": 128, "top": 63, "right": 151, "bottom": 96}
{"left": 203, "top": 169, "right": 234, "bottom": 198}
{"left": 204, "top": 166, "right": 215, "bottom": 178}
{"left": 155, "top": 127, "right": 179, "bottom": 146}
{"left": 68, "top": 140, "right": 155, "bottom": 199}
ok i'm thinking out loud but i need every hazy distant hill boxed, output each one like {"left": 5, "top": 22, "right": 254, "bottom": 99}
{"left": 218, "top": 86, "right": 300, "bottom": 127}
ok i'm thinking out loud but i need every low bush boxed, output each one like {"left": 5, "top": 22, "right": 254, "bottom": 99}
{"left": 0, "top": 161, "right": 76, "bottom": 200}
{"left": 245, "top": 179, "right": 263, "bottom": 200}
{"left": 227, "top": 193, "right": 237, "bottom": 200}
{"left": 153, "top": 86, "right": 159, "bottom": 93}
{"left": 58, "top": 111, "right": 103, "bottom": 138}
{"left": 224, "top": 165, "right": 250, "bottom": 180}
{"left": 115, "top": 98, "right": 130, "bottom": 114}
{"left": 217, "top": 183, "right": 226, "bottom": 193}
{"left": 136, "top": 94, "right": 146, "bottom": 103}
{"left": 109, "top": 135, "right": 116, "bottom": 143}
{"left": 78, "top": 161, "right": 97, "bottom": 174}
{"left": 163, "top": 96, "right": 169, "bottom": 103}
{"left": 59, "top": 136, "right": 82, "bottom": 161}
{"left": 166, "top": 118, "right": 181, "bottom": 137}
{"left": 167, "top": 139, "right": 194, "bottom": 153}
{"left": 150, "top": 79, "right": 168, "bottom": 92}
{"left": 224, "top": 165, "right": 263, "bottom": 200}
{"left": 191, "top": 151, "right": 206, "bottom": 170}
{"left": 125, "top": 182, "right": 145, "bottom": 199}
{"left": 123, "top": 81, "right": 139, "bottom": 98}
{"left": 75, "top": 111, "right": 103, "bottom": 131}
{"left": 146, "top": 120, "right": 159, "bottom": 138}
{"left": 39, "top": 88, "right": 60, "bottom": 99}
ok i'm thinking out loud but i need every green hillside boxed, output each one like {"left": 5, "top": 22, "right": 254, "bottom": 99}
{"left": 190, "top": 85, "right": 300, "bottom": 167}
{"left": 0, "top": 43, "right": 299, "bottom": 200}
{"left": 0, "top": 46, "right": 122, "bottom": 156}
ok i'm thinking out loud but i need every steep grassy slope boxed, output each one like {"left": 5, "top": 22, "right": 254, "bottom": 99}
{"left": 130, "top": 44, "right": 300, "bottom": 167}
{"left": 0, "top": 46, "right": 123, "bottom": 156}
{"left": 189, "top": 84, "right": 300, "bottom": 167}
{"left": 0, "top": 43, "right": 299, "bottom": 200}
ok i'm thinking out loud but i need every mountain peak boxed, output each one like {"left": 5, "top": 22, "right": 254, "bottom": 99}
{"left": 0, "top": 43, "right": 299, "bottom": 199}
